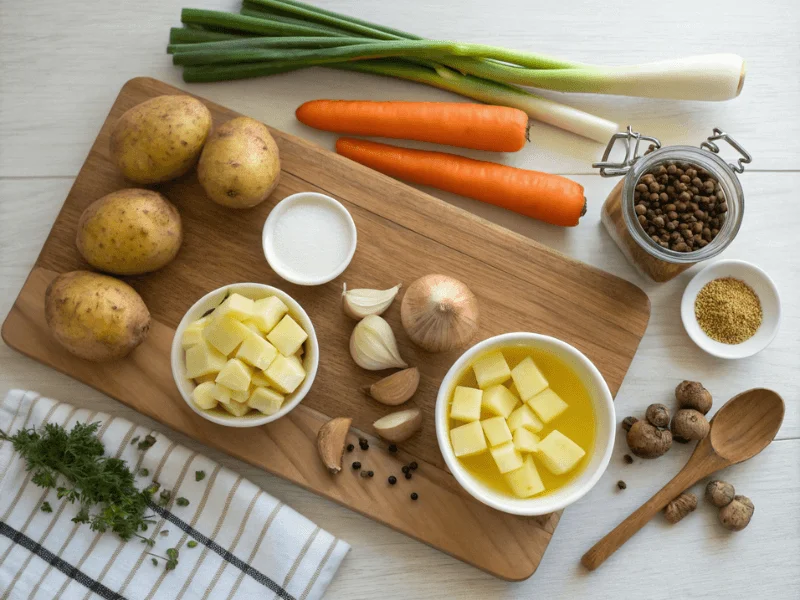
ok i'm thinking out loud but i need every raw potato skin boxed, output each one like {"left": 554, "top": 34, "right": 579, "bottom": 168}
{"left": 197, "top": 117, "right": 281, "bottom": 208}
{"left": 76, "top": 189, "right": 183, "bottom": 275}
{"left": 45, "top": 271, "right": 151, "bottom": 361}
{"left": 110, "top": 95, "right": 212, "bottom": 184}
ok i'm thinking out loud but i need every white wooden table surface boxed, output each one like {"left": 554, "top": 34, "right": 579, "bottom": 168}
{"left": 2, "top": 0, "right": 799, "bottom": 598}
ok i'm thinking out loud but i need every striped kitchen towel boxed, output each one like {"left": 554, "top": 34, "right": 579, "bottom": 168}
{"left": 0, "top": 390, "right": 349, "bottom": 600}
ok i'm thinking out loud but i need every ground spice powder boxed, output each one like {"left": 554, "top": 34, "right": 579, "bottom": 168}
{"left": 695, "top": 277, "right": 763, "bottom": 344}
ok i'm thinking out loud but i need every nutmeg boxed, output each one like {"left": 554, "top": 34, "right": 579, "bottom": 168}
{"left": 664, "top": 492, "right": 697, "bottom": 524}
{"left": 675, "top": 380, "right": 712, "bottom": 414}
{"left": 626, "top": 420, "right": 672, "bottom": 458}
{"left": 671, "top": 408, "right": 710, "bottom": 443}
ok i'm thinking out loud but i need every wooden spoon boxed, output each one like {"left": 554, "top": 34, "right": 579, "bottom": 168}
{"left": 581, "top": 388, "right": 784, "bottom": 571}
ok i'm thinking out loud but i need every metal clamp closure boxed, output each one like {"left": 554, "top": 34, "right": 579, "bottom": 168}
{"left": 700, "top": 128, "right": 752, "bottom": 174}
{"left": 593, "top": 126, "right": 662, "bottom": 177}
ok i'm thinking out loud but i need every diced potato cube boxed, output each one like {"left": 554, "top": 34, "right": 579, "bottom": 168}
{"left": 213, "top": 293, "right": 255, "bottom": 322}
{"left": 450, "top": 386, "right": 483, "bottom": 422}
{"left": 505, "top": 455, "right": 545, "bottom": 498}
{"left": 481, "top": 416, "right": 512, "bottom": 446}
{"left": 512, "top": 428, "right": 541, "bottom": 453}
{"left": 510, "top": 357, "right": 549, "bottom": 401}
{"left": 181, "top": 316, "right": 211, "bottom": 349}
{"left": 506, "top": 404, "right": 544, "bottom": 433}
{"left": 536, "top": 430, "right": 586, "bottom": 475}
{"left": 506, "top": 381, "right": 520, "bottom": 397}
{"left": 203, "top": 316, "right": 252, "bottom": 356}
{"left": 215, "top": 358, "right": 253, "bottom": 392}
{"left": 185, "top": 340, "right": 228, "bottom": 378}
{"left": 251, "top": 370, "right": 271, "bottom": 387}
{"left": 229, "top": 386, "right": 252, "bottom": 403}
{"left": 265, "top": 354, "right": 305, "bottom": 394}
{"left": 481, "top": 385, "right": 519, "bottom": 419}
{"left": 266, "top": 315, "right": 308, "bottom": 356}
{"left": 236, "top": 332, "right": 278, "bottom": 370}
{"left": 472, "top": 351, "right": 512, "bottom": 389}
{"left": 211, "top": 383, "right": 233, "bottom": 405}
{"left": 242, "top": 320, "right": 261, "bottom": 333}
{"left": 193, "top": 373, "right": 217, "bottom": 385}
{"left": 249, "top": 296, "right": 288, "bottom": 333}
{"left": 490, "top": 442, "right": 524, "bottom": 474}
{"left": 450, "top": 421, "right": 487, "bottom": 457}
{"left": 248, "top": 387, "right": 285, "bottom": 415}
{"left": 528, "top": 388, "right": 568, "bottom": 424}
{"left": 191, "top": 382, "right": 218, "bottom": 410}
{"left": 221, "top": 399, "right": 251, "bottom": 417}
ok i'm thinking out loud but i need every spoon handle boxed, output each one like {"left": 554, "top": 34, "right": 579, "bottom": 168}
{"left": 581, "top": 466, "right": 702, "bottom": 571}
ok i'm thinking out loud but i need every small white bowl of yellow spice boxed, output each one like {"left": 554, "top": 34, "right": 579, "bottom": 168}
{"left": 171, "top": 283, "right": 319, "bottom": 427}
{"left": 681, "top": 259, "right": 781, "bottom": 360}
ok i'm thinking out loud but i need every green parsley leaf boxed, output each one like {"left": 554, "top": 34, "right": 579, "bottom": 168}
{"left": 41, "top": 501, "right": 53, "bottom": 513}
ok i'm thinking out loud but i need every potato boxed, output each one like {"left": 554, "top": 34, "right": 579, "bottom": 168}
{"left": 197, "top": 117, "right": 281, "bottom": 208}
{"left": 45, "top": 271, "right": 151, "bottom": 361}
{"left": 76, "top": 188, "right": 182, "bottom": 275}
{"left": 110, "top": 95, "right": 212, "bottom": 184}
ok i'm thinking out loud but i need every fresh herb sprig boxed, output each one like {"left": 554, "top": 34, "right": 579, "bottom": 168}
{"left": 0, "top": 422, "right": 180, "bottom": 571}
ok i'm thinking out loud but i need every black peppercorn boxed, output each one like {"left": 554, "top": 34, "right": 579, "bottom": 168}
{"left": 409, "top": 462, "right": 418, "bottom": 470}
{"left": 359, "top": 438, "right": 369, "bottom": 450}
{"left": 410, "top": 493, "right": 418, "bottom": 500}
{"left": 388, "top": 444, "right": 398, "bottom": 453}
{"left": 623, "top": 454, "right": 634, "bottom": 464}
{"left": 401, "top": 466, "right": 410, "bottom": 474}
{"left": 346, "top": 444, "right": 354, "bottom": 452}
{"left": 404, "top": 472, "right": 412, "bottom": 480}
{"left": 367, "top": 471, "right": 374, "bottom": 477}
{"left": 617, "top": 480, "right": 627, "bottom": 490}
{"left": 388, "top": 475, "right": 397, "bottom": 485}
{"left": 352, "top": 461, "right": 361, "bottom": 470}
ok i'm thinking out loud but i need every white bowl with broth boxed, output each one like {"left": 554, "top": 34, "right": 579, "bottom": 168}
{"left": 435, "top": 332, "right": 615, "bottom": 516}
{"left": 170, "top": 282, "right": 319, "bottom": 427}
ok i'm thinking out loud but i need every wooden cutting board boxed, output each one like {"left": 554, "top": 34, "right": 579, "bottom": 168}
{"left": 1, "top": 77, "right": 650, "bottom": 580}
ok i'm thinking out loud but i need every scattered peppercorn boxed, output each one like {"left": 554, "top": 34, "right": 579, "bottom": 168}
{"left": 617, "top": 481, "right": 627, "bottom": 490}
{"left": 410, "top": 492, "right": 418, "bottom": 500}
{"left": 367, "top": 471, "right": 374, "bottom": 478}
{"left": 388, "top": 476, "right": 397, "bottom": 485}
{"left": 352, "top": 461, "right": 361, "bottom": 470}
{"left": 409, "top": 462, "right": 418, "bottom": 470}
{"left": 633, "top": 162, "right": 726, "bottom": 252}
{"left": 401, "top": 466, "right": 410, "bottom": 474}
{"left": 187, "top": 540, "right": 198, "bottom": 548}
{"left": 623, "top": 454, "right": 634, "bottom": 464}
{"left": 176, "top": 497, "right": 190, "bottom": 507}
{"left": 359, "top": 438, "right": 369, "bottom": 450}
{"left": 195, "top": 470, "right": 205, "bottom": 482}
{"left": 41, "top": 501, "right": 52, "bottom": 513}
{"left": 360, "top": 470, "right": 368, "bottom": 478}
{"left": 139, "top": 468, "right": 149, "bottom": 477}
{"left": 388, "top": 444, "right": 398, "bottom": 453}
{"left": 346, "top": 444, "right": 354, "bottom": 452}
{"left": 695, "top": 277, "right": 763, "bottom": 344}
{"left": 404, "top": 472, "right": 412, "bottom": 480}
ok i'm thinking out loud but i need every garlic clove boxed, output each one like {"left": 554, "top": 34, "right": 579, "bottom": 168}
{"left": 373, "top": 407, "right": 422, "bottom": 442}
{"left": 349, "top": 314, "right": 408, "bottom": 371}
{"left": 401, "top": 274, "right": 479, "bottom": 353}
{"left": 342, "top": 283, "right": 402, "bottom": 320}
{"left": 363, "top": 367, "right": 420, "bottom": 406}
{"left": 317, "top": 417, "right": 352, "bottom": 474}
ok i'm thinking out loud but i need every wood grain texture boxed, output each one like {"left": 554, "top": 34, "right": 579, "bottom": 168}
{"left": 0, "top": 77, "right": 649, "bottom": 580}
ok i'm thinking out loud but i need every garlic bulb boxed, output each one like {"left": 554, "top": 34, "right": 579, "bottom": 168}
{"left": 400, "top": 274, "right": 479, "bottom": 353}
{"left": 350, "top": 314, "right": 408, "bottom": 370}
{"left": 342, "top": 283, "right": 402, "bottom": 320}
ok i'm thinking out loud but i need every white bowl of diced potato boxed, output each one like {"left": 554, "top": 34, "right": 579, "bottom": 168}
{"left": 171, "top": 283, "right": 319, "bottom": 427}
{"left": 435, "top": 333, "right": 615, "bottom": 516}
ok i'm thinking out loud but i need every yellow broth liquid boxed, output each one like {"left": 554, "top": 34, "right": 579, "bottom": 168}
{"left": 449, "top": 346, "right": 596, "bottom": 497}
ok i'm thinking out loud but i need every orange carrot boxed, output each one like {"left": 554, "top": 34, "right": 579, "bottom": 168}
{"left": 336, "top": 138, "right": 585, "bottom": 227}
{"left": 297, "top": 100, "right": 529, "bottom": 153}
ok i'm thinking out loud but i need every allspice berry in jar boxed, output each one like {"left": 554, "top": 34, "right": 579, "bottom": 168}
{"left": 596, "top": 130, "right": 749, "bottom": 282}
